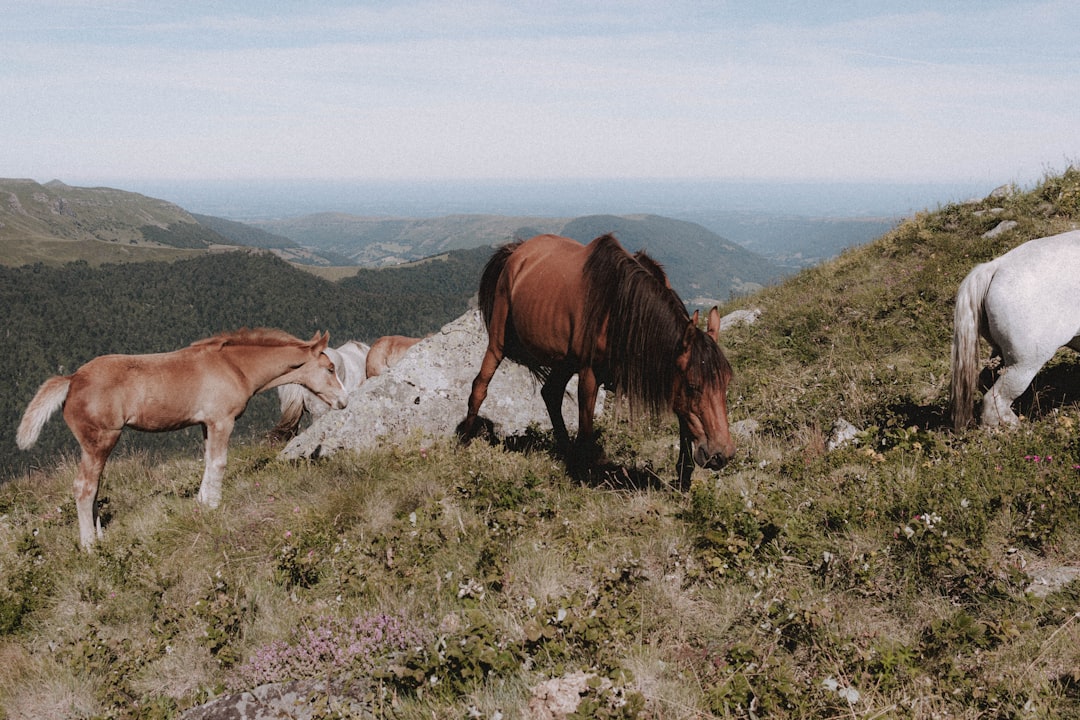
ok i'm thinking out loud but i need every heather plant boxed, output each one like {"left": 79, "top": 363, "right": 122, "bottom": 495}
{"left": 231, "top": 612, "right": 426, "bottom": 690}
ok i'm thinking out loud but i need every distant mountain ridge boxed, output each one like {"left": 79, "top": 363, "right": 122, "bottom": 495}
{"left": 0, "top": 179, "right": 789, "bottom": 302}
{"left": 252, "top": 212, "right": 565, "bottom": 266}
{"left": 253, "top": 211, "right": 786, "bottom": 302}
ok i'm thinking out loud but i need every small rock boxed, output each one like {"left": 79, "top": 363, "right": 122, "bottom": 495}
{"left": 720, "top": 308, "right": 761, "bottom": 332}
{"left": 181, "top": 678, "right": 378, "bottom": 720}
{"left": 827, "top": 418, "right": 860, "bottom": 451}
{"left": 528, "top": 671, "right": 604, "bottom": 720}
{"left": 1025, "top": 563, "right": 1080, "bottom": 598}
{"left": 982, "top": 220, "right": 1018, "bottom": 239}
{"left": 731, "top": 419, "right": 759, "bottom": 439}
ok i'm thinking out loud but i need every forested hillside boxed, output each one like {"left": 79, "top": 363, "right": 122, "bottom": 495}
{"left": 1, "top": 248, "right": 491, "bottom": 478}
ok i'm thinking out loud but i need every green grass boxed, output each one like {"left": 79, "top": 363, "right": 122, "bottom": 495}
{"left": 4, "top": 168, "right": 1080, "bottom": 718}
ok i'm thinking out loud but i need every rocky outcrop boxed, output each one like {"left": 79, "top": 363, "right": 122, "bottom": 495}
{"left": 279, "top": 310, "right": 600, "bottom": 460}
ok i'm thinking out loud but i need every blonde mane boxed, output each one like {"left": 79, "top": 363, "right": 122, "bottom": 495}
{"left": 190, "top": 327, "right": 303, "bottom": 349}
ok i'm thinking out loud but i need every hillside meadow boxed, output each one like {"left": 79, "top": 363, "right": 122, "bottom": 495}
{"left": 3, "top": 169, "right": 1080, "bottom": 718}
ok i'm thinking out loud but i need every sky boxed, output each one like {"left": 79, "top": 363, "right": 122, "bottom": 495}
{"left": 3, "top": 1, "right": 1079, "bottom": 190}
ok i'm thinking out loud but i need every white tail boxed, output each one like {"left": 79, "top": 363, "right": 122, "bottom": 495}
{"left": 950, "top": 262, "right": 996, "bottom": 431}
{"left": 16, "top": 376, "right": 71, "bottom": 450}
{"left": 269, "top": 383, "right": 308, "bottom": 442}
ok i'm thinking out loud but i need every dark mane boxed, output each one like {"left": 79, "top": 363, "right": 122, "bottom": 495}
{"left": 632, "top": 250, "right": 669, "bottom": 287}
{"left": 582, "top": 234, "right": 730, "bottom": 415}
{"left": 190, "top": 327, "right": 303, "bottom": 349}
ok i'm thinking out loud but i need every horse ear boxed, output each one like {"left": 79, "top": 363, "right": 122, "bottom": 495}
{"left": 682, "top": 310, "right": 700, "bottom": 348}
{"left": 312, "top": 331, "right": 329, "bottom": 352}
{"left": 706, "top": 306, "right": 721, "bottom": 342}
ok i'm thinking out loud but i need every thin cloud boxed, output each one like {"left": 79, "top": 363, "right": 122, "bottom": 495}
{"left": 1, "top": 1, "right": 1077, "bottom": 185}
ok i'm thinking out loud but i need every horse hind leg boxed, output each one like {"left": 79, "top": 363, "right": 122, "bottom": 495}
{"left": 72, "top": 429, "right": 121, "bottom": 550}
{"left": 981, "top": 361, "right": 1043, "bottom": 427}
{"left": 457, "top": 345, "right": 504, "bottom": 444}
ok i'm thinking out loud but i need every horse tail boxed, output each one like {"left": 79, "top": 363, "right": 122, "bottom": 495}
{"left": 16, "top": 376, "right": 71, "bottom": 450}
{"left": 950, "top": 261, "right": 995, "bottom": 431}
{"left": 268, "top": 385, "right": 306, "bottom": 443}
{"left": 477, "top": 241, "right": 521, "bottom": 328}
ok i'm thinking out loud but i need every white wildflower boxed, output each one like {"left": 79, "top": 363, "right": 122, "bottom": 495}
{"left": 839, "top": 686, "right": 860, "bottom": 704}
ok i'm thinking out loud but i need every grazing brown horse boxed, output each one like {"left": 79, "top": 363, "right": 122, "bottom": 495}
{"left": 365, "top": 334, "right": 424, "bottom": 378}
{"left": 16, "top": 329, "right": 348, "bottom": 549}
{"left": 457, "top": 233, "right": 735, "bottom": 489}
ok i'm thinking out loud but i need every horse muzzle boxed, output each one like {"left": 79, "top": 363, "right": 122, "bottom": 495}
{"left": 694, "top": 443, "right": 733, "bottom": 470}
{"left": 324, "top": 391, "right": 349, "bottom": 411}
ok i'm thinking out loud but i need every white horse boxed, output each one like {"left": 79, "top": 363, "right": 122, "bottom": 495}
{"left": 269, "top": 339, "right": 370, "bottom": 441}
{"left": 951, "top": 229, "right": 1080, "bottom": 430}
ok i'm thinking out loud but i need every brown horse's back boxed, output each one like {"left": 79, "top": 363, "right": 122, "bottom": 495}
{"left": 483, "top": 234, "right": 593, "bottom": 368}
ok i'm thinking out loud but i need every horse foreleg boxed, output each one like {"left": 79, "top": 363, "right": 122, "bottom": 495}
{"left": 198, "top": 420, "right": 234, "bottom": 508}
{"left": 575, "top": 368, "right": 600, "bottom": 447}
{"left": 676, "top": 416, "right": 695, "bottom": 492}
{"left": 568, "top": 367, "right": 605, "bottom": 471}
{"left": 72, "top": 430, "right": 120, "bottom": 550}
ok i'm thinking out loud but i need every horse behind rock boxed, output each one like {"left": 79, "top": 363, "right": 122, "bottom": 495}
{"left": 951, "top": 230, "right": 1080, "bottom": 430}
{"left": 17, "top": 328, "right": 348, "bottom": 549}
{"left": 270, "top": 339, "right": 370, "bottom": 442}
{"left": 365, "top": 334, "right": 424, "bottom": 379}
{"left": 457, "top": 233, "right": 735, "bottom": 489}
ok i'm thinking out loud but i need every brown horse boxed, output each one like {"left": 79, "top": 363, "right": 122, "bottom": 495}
{"left": 457, "top": 233, "right": 735, "bottom": 488}
{"left": 16, "top": 328, "right": 348, "bottom": 549}
{"left": 365, "top": 334, "right": 424, "bottom": 378}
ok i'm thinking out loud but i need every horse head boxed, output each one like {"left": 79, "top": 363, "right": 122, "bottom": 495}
{"left": 284, "top": 331, "right": 349, "bottom": 410}
{"left": 672, "top": 307, "right": 735, "bottom": 474}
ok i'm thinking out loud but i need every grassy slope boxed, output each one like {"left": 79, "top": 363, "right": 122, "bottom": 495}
{"left": 3, "top": 171, "right": 1080, "bottom": 718}
{"left": 0, "top": 180, "right": 236, "bottom": 267}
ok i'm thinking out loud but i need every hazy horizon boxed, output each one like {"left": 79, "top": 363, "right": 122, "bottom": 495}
{"left": 109, "top": 176, "right": 994, "bottom": 224}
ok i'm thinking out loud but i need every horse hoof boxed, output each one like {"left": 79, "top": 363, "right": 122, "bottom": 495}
{"left": 456, "top": 417, "right": 495, "bottom": 445}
